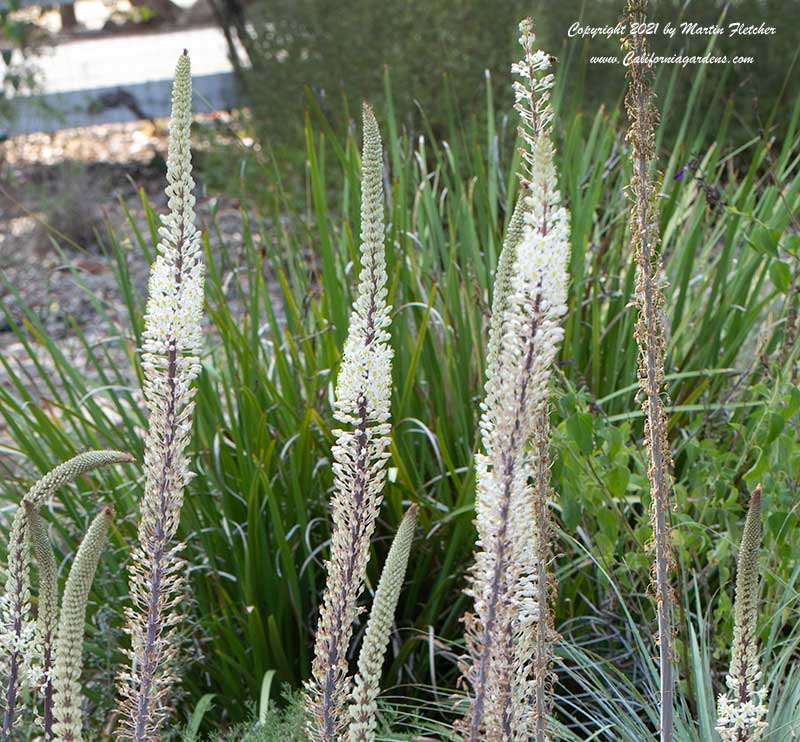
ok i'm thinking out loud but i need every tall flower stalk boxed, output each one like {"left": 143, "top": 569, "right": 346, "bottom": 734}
{"left": 530, "top": 407, "right": 557, "bottom": 742}
{"left": 1, "top": 450, "right": 132, "bottom": 742}
{"left": 460, "top": 19, "right": 569, "bottom": 740}
{"left": 623, "top": 2, "right": 675, "bottom": 739}
{"left": 26, "top": 504, "right": 59, "bottom": 740}
{"left": 348, "top": 505, "right": 417, "bottom": 742}
{"left": 305, "top": 102, "right": 393, "bottom": 742}
{"left": 116, "top": 50, "right": 205, "bottom": 741}
{"left": 52, "top": 506, "right": 114, "bottom": 742}
{"left": 715, "top": 486, "right": 768, "bottom": 741}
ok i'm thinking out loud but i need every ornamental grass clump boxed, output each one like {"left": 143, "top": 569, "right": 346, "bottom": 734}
{"left": 623, "top": 2, "right": 675, "bottom": 739}
{"left": 715, "top": 486, "right": 769, "bottom": 741}
{"left": 116, "top": 50, "right": 206, "bottom": 741}
{"left": 1, "top": 450, "right": 132, "bottom": 742}
{"left": 459, "top": 18, "right": 569, "bottom": 740}
{"left": 304, "top": 102, "right": 394, "bottom": 742}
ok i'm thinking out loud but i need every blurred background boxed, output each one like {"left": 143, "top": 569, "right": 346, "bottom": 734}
{"left": 1, "top": 0, "right": 794, "bottom": 336}
{"left": 1, "top": 0, "right": 794, "bottom": 227}
{"left": 1, "top": 0, "right": 795, "bottom": 267}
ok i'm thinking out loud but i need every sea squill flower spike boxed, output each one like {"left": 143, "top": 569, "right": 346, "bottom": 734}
{"left": 305, "top": 102, "right": 393, "bottom": 742}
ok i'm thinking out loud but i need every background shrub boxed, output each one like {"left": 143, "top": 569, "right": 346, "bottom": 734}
{"left": 210, "top": 0, "right": 798, "bottom": 162}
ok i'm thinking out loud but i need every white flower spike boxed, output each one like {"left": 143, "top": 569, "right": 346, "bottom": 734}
{"left": 116, "top": 50, "right": 205, "bottom": 741}
{"left": 305, "top": 102, "right": 394, "bottom": 742}
{"left": 1, "top": 450, "right": 132, "bottom": 742}
{"left": 461, "top": 18, "right": 569, "bottom": 741}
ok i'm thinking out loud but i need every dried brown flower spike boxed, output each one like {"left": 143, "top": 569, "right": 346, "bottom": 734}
{"left": 623, "top": 2, "right": 675, "bottom": 740}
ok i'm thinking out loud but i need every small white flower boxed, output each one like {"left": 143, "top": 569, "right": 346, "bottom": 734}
{"left": 716, "top": 686, "right": 769, "bottom": 741}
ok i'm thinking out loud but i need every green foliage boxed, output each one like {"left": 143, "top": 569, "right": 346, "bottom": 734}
{"left": 200, "top": 689, "right": 306, "bottom": 742}
{"left": 554, "top": 542, "right": 800, "bottom": 741}
{"left": 208, "top": 0, "right": 798, "bottom": 190}
{"left": 0, "top": 0, "right": 41, "bottom": 132}
{"left": 533, "top": 0, "right": 798, "bottom": 146}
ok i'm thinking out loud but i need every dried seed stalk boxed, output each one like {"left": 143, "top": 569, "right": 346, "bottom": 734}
{"left": 623, "top": 2, "right": 674, "bottom": 739}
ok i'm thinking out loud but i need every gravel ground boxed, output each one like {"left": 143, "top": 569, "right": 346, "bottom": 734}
{"left": 1, "top": 119, "right": 171, "bottom": 335}
{"left": 0, "top": 116, "right": 275, "bottom": 467}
